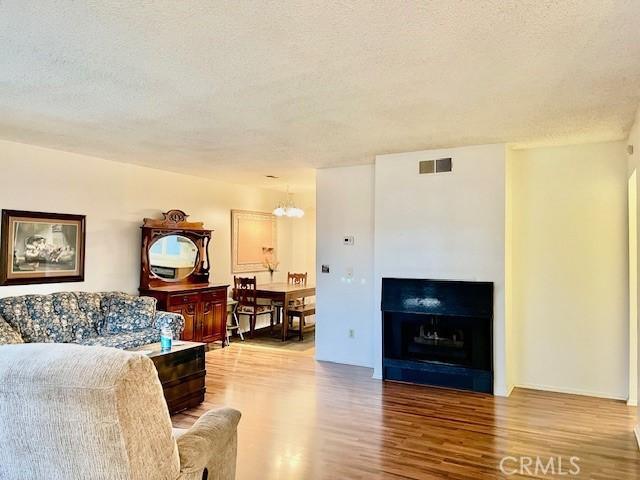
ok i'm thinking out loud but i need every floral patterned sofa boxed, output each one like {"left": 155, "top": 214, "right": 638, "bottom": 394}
{"left": 0, "top": 292, "right": 184, "bottom": 349}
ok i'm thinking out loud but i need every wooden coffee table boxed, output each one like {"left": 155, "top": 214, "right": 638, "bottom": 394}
{"left": 130, "top": 341, "right": 206, "bottom": 415}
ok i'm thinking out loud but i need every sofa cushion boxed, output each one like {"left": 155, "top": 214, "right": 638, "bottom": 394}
{"left": 0, "top": 315, "right": 23, "bottom": 344}
{"left": 52, "top": 292, "right": 97, "bottom": 341}
{"left": 0, "top": 296, "right": 29, "bottom": 334}
{"left": 237, "top": 304, "right": 273, "bottom": 314}
{"left": 103, "top": 293, "right": 157, "bottom": 334}
{"left": 20, "top": 295, "right": 77, "bottom": 343}
{"left": 74, "top": 328, "right": 160, "bottom": 349}
{"left": 74, "top": 291, "right": 107, "bottom": 332}
{"left": 0, "top": 295, "right": 74, "bottom": 343}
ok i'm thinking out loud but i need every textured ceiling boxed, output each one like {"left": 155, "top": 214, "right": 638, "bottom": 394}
{"left": 2, "top": 1, "right": 640, "bottom": 191}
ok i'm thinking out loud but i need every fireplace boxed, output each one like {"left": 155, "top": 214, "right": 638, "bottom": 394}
{"left": 382, "top": 278, "right": 493, "bottom": 393}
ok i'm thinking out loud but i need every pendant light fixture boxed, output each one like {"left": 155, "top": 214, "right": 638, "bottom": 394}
{"left": 273, "top": 186, "right": 304, "bottom": 218}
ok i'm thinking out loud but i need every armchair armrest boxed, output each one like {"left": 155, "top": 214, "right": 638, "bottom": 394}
{"left": 153, "top": 311, "right": 184, "bottom": 339}
{"left": 176, "top": 408, "right": 241, "bottom": 478}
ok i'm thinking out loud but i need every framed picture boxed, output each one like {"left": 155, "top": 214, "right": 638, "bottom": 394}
{"left": 0, "top": 210, "right": 86, "bottom": 286}
{"left": 231, "top": 210, "right": 277, "bottom": 273}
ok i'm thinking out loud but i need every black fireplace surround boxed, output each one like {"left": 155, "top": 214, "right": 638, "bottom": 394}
{"left": 382, "top": 278, "right": 493, "bottom": 394}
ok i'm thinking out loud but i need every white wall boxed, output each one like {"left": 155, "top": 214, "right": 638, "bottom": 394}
{"left": 315, "top": 145, "right": 509, "bottom": 391}
{"left": 505, "top": 148, "right": 517, "bottom": 391}
{"left": 290, "top": 191, "right": 317, "bottom": 287}
{"left": 628, "top": 170, "right": 637, "bottom": 406}
{"left": 315, "top": 140, "right": 630, "bottom": 401}
{"left": 316, "top": 165, "right": 375, "bottom": 367}
{"left": 0, "top": 140, "right": 315, "bottom": 332}
{"left": 373, "top": 144, "right": 509, "bottom": 394}
{"left": 626, "top": 106, "right": 640, "bottom": 443}
{"left": 510, "top": 142, "right": 628, "bottom": 399}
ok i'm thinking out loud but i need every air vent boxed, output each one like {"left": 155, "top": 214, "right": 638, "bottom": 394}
{"left": 419, "top": 157, "right": 452, "bottom": 175}
{"left": 419, "top": 160, "right": 435, "bottom": 174}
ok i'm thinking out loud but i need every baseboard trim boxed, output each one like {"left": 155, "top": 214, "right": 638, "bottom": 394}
{"left": 493, "top": 383, "right": 514, "bottom": 397}
{"left": 635, "top": 426, "right": 640, "bottom": 451}
{"left": 315, "top": 356, "right": 375, "bottom": 371}
{"left": 515, "top": 383, "right": 626, "bottom": 401}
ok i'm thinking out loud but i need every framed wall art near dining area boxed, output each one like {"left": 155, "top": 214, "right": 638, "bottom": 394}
{"left": 231, "top": 210, "right": 277, "bottom": 273}
{"left": 0, "top": 209, "right": 86, "bottom": 285}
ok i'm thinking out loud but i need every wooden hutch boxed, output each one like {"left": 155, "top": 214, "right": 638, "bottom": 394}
{"left": 139, "top": 210, "right": 228, "bottom": 345}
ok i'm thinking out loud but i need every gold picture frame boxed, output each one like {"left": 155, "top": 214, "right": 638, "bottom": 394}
{"left": 231, "top": 210, "right": 277, "bottom": 273}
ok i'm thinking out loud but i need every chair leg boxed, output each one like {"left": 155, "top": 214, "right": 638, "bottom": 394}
{"left": 299, "top": 314, "right": 304, "bottom": 341}
{"left": 249, "top": 314, "right": 256, "bottom": 338}
{"left": 269, "top": 311, "right": 274, "bottom": 333}
{"left": 234, "top": 312, "right": 244, "bottom": 341}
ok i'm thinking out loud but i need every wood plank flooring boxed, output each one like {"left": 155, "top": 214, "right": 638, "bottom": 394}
{"left": 172, "top": 343, "right": 640, "bottom": 479}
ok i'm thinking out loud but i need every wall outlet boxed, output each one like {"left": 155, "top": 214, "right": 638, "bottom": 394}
{"left": 348, "top": 329, "right": 355, "bottom": 338}
{"left": 343, "top": 235, "right": 354, "bottom": 245}
{"left": 321, "top": 264, "right": 330, "bottom": 273}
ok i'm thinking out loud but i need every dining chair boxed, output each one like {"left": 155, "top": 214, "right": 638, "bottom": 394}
{"left": 287, "top": 302, "right": 316, "bottom": 341}
{"left": 288, "top": 272, "right": 308, "bottom": 287}
{"left": 225, "top": 298, "right": 243, "bottom": 346}
{"left": 272, "top": 272, "right": 308, "bottom": 324}
{"left": 234, "top": 276, "right": 275, "bottom": 338}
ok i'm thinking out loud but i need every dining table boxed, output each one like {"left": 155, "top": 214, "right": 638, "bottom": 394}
{"left": 234, "top": 282, "right": 315, "bottom": 341}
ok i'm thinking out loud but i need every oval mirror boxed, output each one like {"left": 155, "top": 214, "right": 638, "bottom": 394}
{"left": 149, "top": 235, "right": 199, "bottom": 282}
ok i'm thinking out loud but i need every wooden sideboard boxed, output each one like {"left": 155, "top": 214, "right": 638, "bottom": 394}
{"left": 139, "top": 210, "right": 228, "bottom": 347}
{"left": 141, "top": 283, "right": 228, "bottom": 345}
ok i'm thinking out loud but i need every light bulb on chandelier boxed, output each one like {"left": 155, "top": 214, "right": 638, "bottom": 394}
{"left": 272, "top": 186, "right": 304, "bottom": 218}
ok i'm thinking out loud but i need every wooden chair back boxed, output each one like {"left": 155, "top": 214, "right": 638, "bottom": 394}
{"left": 234, "top": 276, "right": 257, "bottom": 307}
{"left": 287, "top": 272, "right": 308, "bottom": 286}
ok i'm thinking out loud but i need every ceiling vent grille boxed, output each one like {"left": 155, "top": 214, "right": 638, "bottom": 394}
{"left": 419, "top": 157, "right": 452, "bottom": 175}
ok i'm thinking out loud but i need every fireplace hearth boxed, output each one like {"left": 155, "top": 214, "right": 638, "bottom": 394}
{"left": 382, "top": 278, "right": 493, "bottom": 394}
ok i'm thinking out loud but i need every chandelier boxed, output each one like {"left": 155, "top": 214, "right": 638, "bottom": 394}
{"left": 273, "top": 188, "right": 304, "bottom": 218}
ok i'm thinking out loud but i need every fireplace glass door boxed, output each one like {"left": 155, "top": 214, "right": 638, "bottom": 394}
{"left": 384, "top": 313, "right": 491, "bottom": 371}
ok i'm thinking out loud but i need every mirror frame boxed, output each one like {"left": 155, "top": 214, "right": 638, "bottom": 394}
{"left": 140, "top": 210, "right": 212, "bottom": 289}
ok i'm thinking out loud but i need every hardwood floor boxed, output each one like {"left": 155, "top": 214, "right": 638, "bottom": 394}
{"left": 172, "top": 344, "right": 640, "bottom": 479}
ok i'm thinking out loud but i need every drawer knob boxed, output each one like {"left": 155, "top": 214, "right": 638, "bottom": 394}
{"left": 183, "top": 297, "right": 190, "bottom": 303}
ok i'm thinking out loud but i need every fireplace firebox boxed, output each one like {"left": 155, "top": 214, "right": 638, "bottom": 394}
{"left": 382, "top": 278, "right": 493, "bottom": 394}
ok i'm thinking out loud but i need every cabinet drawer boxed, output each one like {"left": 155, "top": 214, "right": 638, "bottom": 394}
{"left": 201, "top": 289, "right": 226, "bottom": 302}
{"left": 169, "top": 293, "right": 200, "bottom": 306}
{"left": 162, "top": 372, "right": 206, "bottom": 403}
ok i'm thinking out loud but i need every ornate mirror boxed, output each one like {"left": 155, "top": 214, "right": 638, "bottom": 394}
{"left": 149, "top": 234, "right": 199, "bottom": 281}
{"left": 140, "top": 210, "right": 212, "bottom": 289}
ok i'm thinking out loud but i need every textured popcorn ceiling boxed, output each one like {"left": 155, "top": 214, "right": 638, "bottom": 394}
{"left": 1, "top": 1, "right": 640, "bottom": 191}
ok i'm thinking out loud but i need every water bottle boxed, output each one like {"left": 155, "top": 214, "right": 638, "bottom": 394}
{"left": 160, "top": 327, "right": 173, "bottom": 350}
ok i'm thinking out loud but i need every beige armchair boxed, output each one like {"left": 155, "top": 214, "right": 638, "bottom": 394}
{"left": 0, "top": 343, "right": 240, "bottom": 480}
